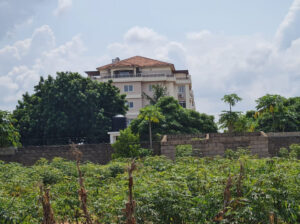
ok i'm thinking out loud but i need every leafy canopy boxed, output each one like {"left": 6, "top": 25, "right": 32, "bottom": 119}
{"left": 253, "top": 94, "right": 300, "bottom": 132}
{"left": 223, "top": 94, "right": 300, "bottom": 133}
{"left": 131, "top": 96, "right": 217, "bottom": 140}
{"left": 255, "top": 94, "right": 286, "bottom": 112}
{"left": 222, "top": 93, "right": 242, "bottom": 111}
{"left": 0, "top": 110, "right": 21, "bottom": 148}
{"left": 13, "top": 72, "right": 127, "bottom": 145}
{"left": 138, "top": 105, "right": 164, "bottom": 123}
{"left": 111, "top": 128, "right": 151, "bottom": 158}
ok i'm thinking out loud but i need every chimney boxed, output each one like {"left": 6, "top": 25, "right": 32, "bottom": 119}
{"left": 112, "top": 57, "right": 120, "bottom": 64}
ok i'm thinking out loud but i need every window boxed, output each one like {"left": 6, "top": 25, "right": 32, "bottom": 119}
{"left": 126, "top": 101, "right": 134, "bottom": 108}
{"left": 124, "top": 85, "right": 133, "bottom": 92}
{"left": 179, "top": 101, "right": 186, "bottom": 108}
{"left": 178, "top": 85, "right": 185, "bottom": 93}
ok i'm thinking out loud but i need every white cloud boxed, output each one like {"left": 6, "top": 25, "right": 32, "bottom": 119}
{"left": 0, "top": 25, "right": 55, "bottom": 74}
{"left": 275, "top": 0, "right": 300, "bottom": 50}
{"left": 186, "top": 30, "right": 212, "bottom": 40}
{"left": 0, "top": 25, "right": 87, "bottom": 111}
{"left": 104, "top": 21, "right": 300, "bottom": 118}
{"left": 53, "top": 0, "right": 72, "bottom": 16}
{"left": 107, "top": 27, "right": 186, "bottom": 68}
{"left": 124, "top": 26, "right": 166, "bottom": 44}
{"left": 38, "top": 34, "right": 86, "bottom": 73}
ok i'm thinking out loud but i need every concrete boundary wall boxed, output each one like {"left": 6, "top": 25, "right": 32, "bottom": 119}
{"left": 0, "top": 141, "right": 160, "bottom": 166}
{"left": 0, "top": 144, "right": 113, "bottom": 166}
{"left": 1, "top": 132, "right": 300, "bottom": 165}
{"left": 267, "top": 132, "right": 300, "bottom": 156}
{"left": 161, "top": 132, "right": 300, "bottom": 159}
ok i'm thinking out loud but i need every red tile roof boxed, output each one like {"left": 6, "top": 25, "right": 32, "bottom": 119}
{"left": 96, "top": 56, "right": 175, "bottom": 71}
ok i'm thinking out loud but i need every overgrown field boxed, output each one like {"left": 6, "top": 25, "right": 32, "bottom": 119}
{"left": 0, "top": 155, "right": 300, "bottom": 223}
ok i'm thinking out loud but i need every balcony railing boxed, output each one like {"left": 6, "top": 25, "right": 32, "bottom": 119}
{"left": 141, "top": 73, "right": 174, "bottom": 78}
{"left": 101, "top": 73, "right": 174, "bottom": 79}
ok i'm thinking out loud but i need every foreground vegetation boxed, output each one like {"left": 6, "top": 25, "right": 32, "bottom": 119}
{"left": 0, "top": 153, "right": 300, "bottom": 223}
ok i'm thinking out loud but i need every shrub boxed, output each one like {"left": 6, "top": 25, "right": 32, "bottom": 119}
{"left": 108, "top": 164, "right": 125, "bottom": 178}
{"left": 224, "top": 148, "right": 251, "bottom": 159}
{"left": 176, "top": 144, "right": 193, "bottom": 157}
{"left": 224, "top": 149, "right": 235, "bottom": 159}
{"left": 112, "top": 128, "right": 151, "bottom": 158}
{"left": 0, "top": 110, "right": 21, "bottom": 148}
{"left": 137, "top": 148, "right": 152, "bottom": 157}
{"left": 1, "top": 156, "right": 300, "bottom": 223}
{"left": 278, "top": 147, "right": 289, "bottom": 158}
{"left": 289, "top": 144, "right": 300, "bottom": 159}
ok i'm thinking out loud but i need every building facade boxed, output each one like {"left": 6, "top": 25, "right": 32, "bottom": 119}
{"left": 86, "top": 56, "right": 195, "bottom": 122}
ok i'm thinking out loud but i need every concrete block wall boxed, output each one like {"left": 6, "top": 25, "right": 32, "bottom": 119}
{"left": 0, "top": 144, "right": 113, "bottom": 166}
{"left": 2, "top": 132, "right": 300, "bottom": 164}
{"left": 267, "top": 132, "right": 300, "bottom": 156}
{"left": 191, "top": 132, "right": 269, "bottom": 158}
{"left": 140, "top": 141, "right": 161, "bottom": 155}
{"left": 0, "top": 142, "right": 161, "bottom": 166}
{"left": 161, "top": 132, "right": 300, "bottom": 159}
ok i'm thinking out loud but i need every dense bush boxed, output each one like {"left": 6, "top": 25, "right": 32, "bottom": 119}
{"left": 278, "top": 147, "right": 289, "bottom": 158}
{"left": 112, "top": 128, "right": 151, "bottom": 158}
{"left": 0, "top": 154, "right": 299, "bottom": 223}
{"left": 224, "top": 148, "right": 251, "bottom": 159}
{"left": 175, "top": 144, "right": 193, "bottom": 157}
{"left": 289, "top": 143, "right": 300, "bottom": 159}
{"left": 0, "top": 110, "right": 21, "bottom": 148}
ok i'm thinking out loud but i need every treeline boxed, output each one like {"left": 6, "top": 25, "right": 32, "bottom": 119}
{"left": 1, "top": 72, "right": 127, "bottom": 147}
{"left": 219, "top": 93, "right": 300, "bottom": 133}
{"left": 0, "top": 72, "right": 300, "bottom": 147}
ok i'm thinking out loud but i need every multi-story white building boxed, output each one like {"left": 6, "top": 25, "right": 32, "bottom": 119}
{"left": 86, "top": 56, "right": 195, "bottom": 122}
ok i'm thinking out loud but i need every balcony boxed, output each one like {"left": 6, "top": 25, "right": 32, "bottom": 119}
{"left": 101, "top": 73, "right": 174, "bottom": 79}
{"left": 141, "top": 73, "right": 174, "bottom": 78}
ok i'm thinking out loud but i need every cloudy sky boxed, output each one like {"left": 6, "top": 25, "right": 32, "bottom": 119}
{"left": 1, "top": 0, "right": 300, "bottom": 118}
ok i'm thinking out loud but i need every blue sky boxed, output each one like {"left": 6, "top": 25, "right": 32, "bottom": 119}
{"left": 1, "top": 0, "right": 300, "bottom": 117}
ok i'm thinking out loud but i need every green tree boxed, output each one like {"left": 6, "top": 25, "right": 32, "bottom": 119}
{"left": 219, "top": 112, "right": 240, "bottom": 133}
{"left": 0, "top": 110, "right": 21, "bottom": 148}
{"left": 231, "top": 110, "right": 257, "bottom": 133}
{"left": 254, "top": 94, "right": 299, "bottom": 132}
{"left": 142, "top": 84, "right": 168, "bottom": 105}
{"left": 255, "top": 94, "right": 286, "bottom": 131}
{"left": 222, "top": 94, "right": 242, "bottom": 113}
{"left": 256, "top": 94, "right": 286, "bottom": 113}
{"left": 138, "top": 105, "right": 164, "bottom": 149}
{"left": 112, "top": 128, "right": 151, "bottom": 158}
{"left": 131, "top": 97, "right": 217, "bottom": 140}
{"left": 284, "top": 97, "right": 300, "bottom": 130}
{"left": 13, "top": 72, "right": 127, "bottom": 145}
{"left": 232, "top": 114, "right": 251, "bottom": 132}
{"left": 219, "top": 94, "right": 242, "bottom": 133}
